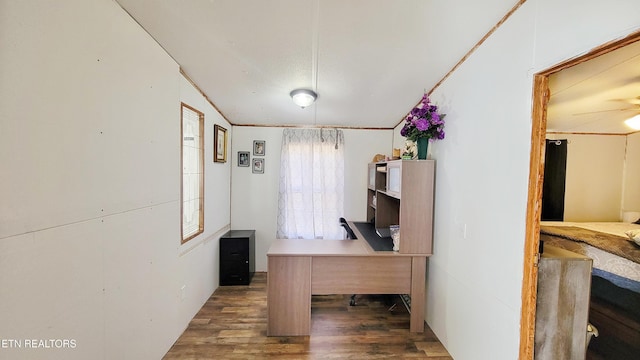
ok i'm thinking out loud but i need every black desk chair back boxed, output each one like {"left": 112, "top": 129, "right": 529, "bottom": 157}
{"left": 339, "top": 217, "right": 358, "bottom": 306}
{"left": 340, "top": 218, "right": 357, "bottom": 240}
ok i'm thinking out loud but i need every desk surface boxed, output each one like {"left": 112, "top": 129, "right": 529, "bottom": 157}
{"left": 267, "top": 237, "right": 370, "bottom": 256}
{"left": 268, "top": 221, "right": 417, "bottom": 257}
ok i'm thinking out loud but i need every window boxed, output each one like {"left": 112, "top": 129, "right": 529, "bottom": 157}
{"left": 277, "top": 128, "right": 345, "bottom": 239}
{"left": 181, "top": 103, "right": 204, "bottom": 243}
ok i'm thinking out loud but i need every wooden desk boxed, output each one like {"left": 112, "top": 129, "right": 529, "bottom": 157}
{"left": 267, "top": 222, "right": 427, "bottom": 336}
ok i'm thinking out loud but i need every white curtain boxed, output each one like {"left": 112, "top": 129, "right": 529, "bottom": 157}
{"left": 277, "top": 128, "right": 345, "bottom": 239}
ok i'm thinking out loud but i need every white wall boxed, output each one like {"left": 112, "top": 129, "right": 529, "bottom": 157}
{"left": 546, "top": 134, "right": 627, "bottom": 221}
{"left": 230, "top": 127, "right": 393, "bottom": 271}
{"left": 396, "top": 1, "right": 640, "bottom": 359}
{"left": 0, "top": 1, "right": 230, "bottom": 359}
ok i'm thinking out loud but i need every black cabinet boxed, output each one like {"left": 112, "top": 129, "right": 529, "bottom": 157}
{"left": 219, "top": 230, "right": 255, "bottom": 285}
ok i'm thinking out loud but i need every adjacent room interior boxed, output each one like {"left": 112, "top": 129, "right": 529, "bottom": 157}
{"left": 531, "top": 38, "right": 640, "bottom": 359}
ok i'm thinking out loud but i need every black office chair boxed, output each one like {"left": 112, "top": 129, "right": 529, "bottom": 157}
{"left": 340, "top": 217, "right": 357, "bottom": 240}
{"left": 339, "top": 218, "right": 358, "bottom": 306}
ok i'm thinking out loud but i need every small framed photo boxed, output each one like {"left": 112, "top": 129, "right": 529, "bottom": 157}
{"left": 214, "top": 124, "right": 227, "bottom": 163}
{"left": 238, "top": 151, "right": 250, "bottom": 167}
{"left": 253, "top": 140, "right": 265, "bottom": 156}
{"left": 252, "top": 158, "right": 264, "bottom": 174}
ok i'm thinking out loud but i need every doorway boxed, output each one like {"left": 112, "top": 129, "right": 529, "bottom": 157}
{"left": 541, "top": 139, "right": 567, "bottom": 221}
{"left": 519, "top": 31, "right": 640, "bottom": 359}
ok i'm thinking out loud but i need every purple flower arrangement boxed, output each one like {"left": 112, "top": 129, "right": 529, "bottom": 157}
{"left": 400, "top": 94, "right": 446, "bottom": 141}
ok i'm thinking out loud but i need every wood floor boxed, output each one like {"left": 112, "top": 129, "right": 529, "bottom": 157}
{"left": 163, "top": 272, "right": 452, "bottom": 359}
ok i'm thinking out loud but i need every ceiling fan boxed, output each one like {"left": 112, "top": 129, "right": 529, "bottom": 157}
{"left": 610, "top": 95, "right": 640, "bottom": 105}
{"left": 572, "top": 95, "right": 640, "bottom": 116}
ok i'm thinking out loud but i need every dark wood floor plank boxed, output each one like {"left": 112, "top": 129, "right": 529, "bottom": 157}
{"left": 163, "top": 272, "right": 452, "bottom": 359}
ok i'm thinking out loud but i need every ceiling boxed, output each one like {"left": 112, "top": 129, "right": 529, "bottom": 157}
{"left": 547, "top": 39, "right": 640, "bottom": 135}
{"left": 114, "top": 1, "right": 640, "bottom": 133}
{"left": 114, "top": 0, "right": 515, "bottom": 128}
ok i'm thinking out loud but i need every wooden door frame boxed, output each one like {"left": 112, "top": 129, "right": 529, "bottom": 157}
{"left": 519, "top": 30, "right": 640, "bottom": 359}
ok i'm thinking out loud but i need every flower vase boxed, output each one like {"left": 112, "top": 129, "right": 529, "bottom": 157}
{"left": 417, "top": 138, "right": 428, "bottom": 160}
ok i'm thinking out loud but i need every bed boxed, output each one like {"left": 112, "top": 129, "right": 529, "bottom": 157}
{"left": 539, "top": 221, "right": 640, "bottom": 358}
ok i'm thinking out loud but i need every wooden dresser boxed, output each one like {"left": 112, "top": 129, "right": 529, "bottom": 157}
{"left": 534, "top": 245, "right": 592, "bottom": 359}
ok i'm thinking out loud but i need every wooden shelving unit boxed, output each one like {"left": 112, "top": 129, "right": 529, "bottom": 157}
{"left": 367, "top": 160, "right": 435, "bottom": 255}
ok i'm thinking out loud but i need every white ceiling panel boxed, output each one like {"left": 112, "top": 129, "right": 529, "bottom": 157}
{"left": 115, "top": 0, "right": 517, "bottom": 128}
{"left": 114, "top": 1, "right": 640, "bottom": 132}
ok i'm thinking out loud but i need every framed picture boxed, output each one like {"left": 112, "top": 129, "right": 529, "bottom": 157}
{"left": 238, "top": 151, "right": 250, "bottom": 167}
{"left": 252, "top": 158, "right": 264, "bottom": 174}
{"left": 253, "top": 140, "right": 265, "bottom": 156}
{"left": 214, "top": 124, "right": 227, "bottom": 163}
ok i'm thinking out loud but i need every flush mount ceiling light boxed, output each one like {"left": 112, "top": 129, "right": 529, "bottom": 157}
{"left": 624, "top": 114, "right": 640, "bottom": 130}
{"left": 290, "top": 89, "right": 317, "bottom": 108}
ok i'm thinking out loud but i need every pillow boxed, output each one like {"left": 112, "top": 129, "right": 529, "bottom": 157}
{"left": 625, "top": 229, "right": 640, "bottom": 246}
{"left": 622, "top": 211, "right": 640, "bottom": 223}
